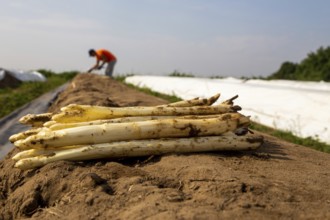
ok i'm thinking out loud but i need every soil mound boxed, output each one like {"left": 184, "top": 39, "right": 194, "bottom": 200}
{"left": 48, "top": 73, "right": 167, "bottom": 113}
{"left": 1, "top": 74, "right": 330, "bottom": 220}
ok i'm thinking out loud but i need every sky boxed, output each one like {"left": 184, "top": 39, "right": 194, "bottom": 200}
{"left": 0, "top": 0, "right": 330, "bottom": 77}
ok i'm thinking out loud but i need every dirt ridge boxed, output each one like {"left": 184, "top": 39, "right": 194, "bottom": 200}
{"left": 1, "top": 73, "right": 330, "bottom": 220}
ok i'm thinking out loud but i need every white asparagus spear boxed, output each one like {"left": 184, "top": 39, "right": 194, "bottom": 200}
{"left": 19, "top": 94, "right": 221, "bottom": 126}
{"left": 12, "top": 145, "right": 79, "bottom": 161}
{"left": 221, "top": 95, "right": 239, "bottom": 105}
{"left": 52, "top": 103, "right": 241, "bottom": 123}
{"left": 9, "top": 128, "right": 45, "bottom": 143}
{"left": 47, "top": 114, "right": 233, "bottom": 131}
{"left": 19, "top": 113, "right": 53, "bottom": 127}
{"left": 12, "top": 131, "right": 254, "bottom": 161}
{"left": 15, "top": 113, "right": 249, "bottom": 149}
{"left": 43, "top": 120, "right": 57, "bottom": 128}
{"left": 161, "top": 93, "right": 220, "bottom": 107}
{"left": 47, "top": 116, "right": 176, "bottom": 130}
{"left": 16, "top": 94, "right": 226, "bottom": 126}
{"left": 14, "top": 134, "right": 263, "bottom": 170}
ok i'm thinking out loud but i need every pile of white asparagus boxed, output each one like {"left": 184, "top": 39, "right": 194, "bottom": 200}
{"left": 9, "top": 93, "right": 263, "bottom": 170}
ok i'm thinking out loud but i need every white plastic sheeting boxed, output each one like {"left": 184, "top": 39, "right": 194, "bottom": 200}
{"left": 0, "top": 68, "right": 46, "bottom": 82}
{"left": 0, "top": 70, "right": 5, "bottom": 80}
{"left": 126, "top": 75, "right": 330, "bottom": 144}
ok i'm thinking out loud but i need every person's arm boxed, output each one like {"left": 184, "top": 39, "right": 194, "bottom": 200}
{"left": 98, "top": 60, "right": 106, "bottom": 69}
{"left": 87, "top": 60, "right": 100, "bottom": 73}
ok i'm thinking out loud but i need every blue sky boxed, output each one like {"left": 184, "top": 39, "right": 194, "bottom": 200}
{"left": 0, "top": 0, "right": 329, "bottom": 77}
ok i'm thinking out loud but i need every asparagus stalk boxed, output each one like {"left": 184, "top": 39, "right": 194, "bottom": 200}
{"left": 47, "top": 116, "right": 176, "bottom": 130}
{"left": 9, "top": 128, "right": 45, "bottom": 143}
{"left": 52, "top": 103, "right": 241, "bottom": 123}
{"left": 43, "top": 120, "right": 57, "bottom": 128}
{"left": 16, "top": 93, "right": 224, "bottom": 126}
{"left": 47, "top": 114, "right": 233, "bottom": 131}
{"left": 19, "top": 113, "right": 53, "bottom": 127}
{"left": 14, "top": 134, "right": 263, "bottom": 170}
{"left": 222, "top": 95, "right": 239, "bottom": 105}
{"left": 17, "top": 94, "right": 226, "bottom": 126}
{"left": 161, "top": 93, "right": 220, "bottom": 107}
{"left": 15, "top": 113, "right": 249, "bottom": 149}
{"left": 12, "top": 145, "right": 78, "bottom": 161}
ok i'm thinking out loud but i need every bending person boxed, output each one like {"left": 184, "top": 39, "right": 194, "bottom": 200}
{"left": 87, "top": 48, "right": 117, "bottom": 77}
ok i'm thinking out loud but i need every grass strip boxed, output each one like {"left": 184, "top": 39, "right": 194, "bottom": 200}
{"left": 0, "top": 70, "right": 77, "bottom": 118}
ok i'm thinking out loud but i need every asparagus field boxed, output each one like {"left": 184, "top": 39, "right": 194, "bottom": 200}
{"left": 1, "top": 73, "right": 330, "bottom": 220}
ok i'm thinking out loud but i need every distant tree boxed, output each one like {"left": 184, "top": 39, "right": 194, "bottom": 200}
{"left": 268, "top": 46, "right": 330, "bottom": 82}
{"left": 269, "top": 61, "right": 298, "bottom": 80}
{"left": 168, "top": 70, "right": 195, "bottom": 77}
{"left": 321, "top": 63, "right": 330, "bottom": 81}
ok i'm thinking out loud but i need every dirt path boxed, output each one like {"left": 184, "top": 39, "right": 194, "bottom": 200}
{"left": 0, "top": 83, "right": 67, "bottom": 160}
{"left": 1, "top": 74, "right": 330, "bottom": 220}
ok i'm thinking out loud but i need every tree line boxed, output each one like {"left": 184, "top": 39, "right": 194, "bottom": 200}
{"left": 268, "top": 46, "right": 330, "bottom": 82}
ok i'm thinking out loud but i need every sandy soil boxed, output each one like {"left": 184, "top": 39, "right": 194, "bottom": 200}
{"left": 1, "top": 73, "right": 330, "bottom": 220}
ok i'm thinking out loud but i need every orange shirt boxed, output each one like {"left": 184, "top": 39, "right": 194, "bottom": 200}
{"left": 95, "top": 49, "right": 117, "bottom": 62}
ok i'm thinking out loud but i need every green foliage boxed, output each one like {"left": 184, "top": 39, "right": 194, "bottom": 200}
{"left": 250, "top": 122, "right": 330, "bottom": 153}
{"left": 249, "top": 76, "right": 267, "bottom": 80}
{"left": 210, "top": 76, "right": 225, "bottom": 79}
{"left": 134, "top": 86, "right": 181, "bottom": 103}
{"left": 37, "top": 69, "right": 55, "bottom": 78}
{"left": 169, "top": 70, "right": 195, "bottom": 78}
{"left": 269, "top": 61, "right": 298, "bottom": 80}
{"left": 0, "top": 70, "right": 78, "bottom": 118}
{"left": 37, "top": 69, "right": 78, "bottom": 80}
{"left": 269, "top": 46, "right": 330, "bottom": 81}
{"left": 113, "top": 73, "right": 135, "bottom": 83}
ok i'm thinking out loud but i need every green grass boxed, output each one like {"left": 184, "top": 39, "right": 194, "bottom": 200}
{"left": 115, "top": 75, "right": 330, "bottom": 153}
{"left": 0, "top": 70, "right": 78, "bottom": 118}
{"left": 115, "top": 74, "right": 181, "bottom": 103}
{"left": 250, "top": 122, "right": 330, "bottom": 153}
